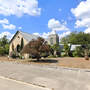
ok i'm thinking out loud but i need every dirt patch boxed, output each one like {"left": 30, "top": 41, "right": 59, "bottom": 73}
{"left": 0, "top": 56, "right": 90, "bottom": 69}
{"left": 57, "top": 57, "right": 90, "bottom": 69}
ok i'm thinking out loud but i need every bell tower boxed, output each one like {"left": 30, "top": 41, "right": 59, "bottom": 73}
{"left": 48, "top": 31, "right": 59, "bottom": 45}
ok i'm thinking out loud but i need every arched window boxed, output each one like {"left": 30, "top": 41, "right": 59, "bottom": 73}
{"left": 17, "top": 44, "right": 21, "bottom": 53}
{"left": 21, "top": 38, "right": 24, "bottom": 50}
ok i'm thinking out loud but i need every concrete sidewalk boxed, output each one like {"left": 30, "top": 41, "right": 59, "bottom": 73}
{"left": 0, "top": 76, "right": 51, "bottom": 90}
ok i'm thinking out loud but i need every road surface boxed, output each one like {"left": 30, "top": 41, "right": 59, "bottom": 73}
{"left": 0, "top": 61, "right": 90, "bottom": 90}
{"left": 0, "top": 76, "right": 50, "bottom": 90}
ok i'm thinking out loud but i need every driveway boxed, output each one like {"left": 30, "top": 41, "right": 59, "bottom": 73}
{"left": 0, "top": 61, "right": 90, "bottom": 90}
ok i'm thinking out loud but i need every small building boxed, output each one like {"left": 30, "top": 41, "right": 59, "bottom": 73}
{"left": 59, "top": 44, "right": 81, "bottom": 51}
{"left": 70, "top": 45, "right": 81, "bottom": 51}
{"left": 9, "top": 31, "right": 38, "bottom": 58}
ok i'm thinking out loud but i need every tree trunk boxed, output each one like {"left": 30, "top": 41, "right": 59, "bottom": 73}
{"left": 37, "top": 57, "right": 40, "bottom": 61}
{"left": 84, "top": 49, "right": 89, "bottom": 60}
{"left": 85, "top": 55, "right": 89, "bottom": 60}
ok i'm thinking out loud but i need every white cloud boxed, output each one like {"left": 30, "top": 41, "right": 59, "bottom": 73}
{"left": 33, "top": 32, "right": 41, "bottom": 36}
{"left": 33, "top": 31, "right": 59, "bottom": 39}
{"left": 0, "top": 18, "right": 9, "bottom": 24}
{"left": 71, "top": 0, "right": 90, "bottom": 33}
{"left": 33, "top": 18, "right": 70, "bottom": 40}
{"left": 75, "top": 18, "right": 90, "bottom": 28}
{"left": 48, "top": 18, "right": 69, "bottom": 31}
{"left": 2, "top": 24, "right": 16, "bottom": 30}
{"left": 84, "top": 28, "right": 90, "bottom": 33}
{"left": 0, "top": 18, "right": 16, "bottom": 30}
{"left": 0, "top": 0, "right": 41, "bottom": 17}
{"left": 33, "top": 31, "right": 71, "bottom": 41}
{"left": 71, "top": 0, "right": 90, "bottom": 19}
{"left": 18, "top": 26, "right": 22, "bottom": 30}
{"left": 41, "top": 32, "right": 51, "bottom": 38}
{"left": 33, "top": 32, "right": 50, "bottom": 38}
{"left": 0, "top": 32, "right": 14, "bottom": 40}
{"left": 59, "top": 31, "right": 71, "bottom": 39}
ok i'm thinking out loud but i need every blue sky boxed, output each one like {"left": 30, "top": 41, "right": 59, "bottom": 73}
{"left": 0, "top": 0, "right": 89, "bottom": 40}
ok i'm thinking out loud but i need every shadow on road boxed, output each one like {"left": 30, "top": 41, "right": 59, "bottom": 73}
{"left": 30, "top": 59, "right": 58, "bottom": 63}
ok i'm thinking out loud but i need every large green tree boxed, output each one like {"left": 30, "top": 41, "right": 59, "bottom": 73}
{"left": 61, "top": 32, "right": 90, "bottom": 44}
{"left": 61, "top": 32, "right": 90, "bottom": 59}
{"left": 0, "top": 36, "right": 9, "bottom": 55}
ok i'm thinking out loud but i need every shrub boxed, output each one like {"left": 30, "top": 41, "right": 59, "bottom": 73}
{"left": 0, "top": 47, "right": 5, "bottom": 56}
{"left": 48, "top": 55, "right": 57, "bottom": 58}
{"left": 5, "top": 44, "right": 9, "bottom": 54}
{"left": 10, "top": 51, "right": 17, "bottom": 58}
{"left": 51, "top": 44, "right": 60, "bottom": 56}
{"left": 41, "top": 53, "right": 49, "bottom": 58}
{"left": 72, "top": 46, "right": 84, "bottom": 57}
{"left": 0, "top": 35, "right": 9, "bottom": 56}
{"left": 63, "top": 44, "right": 70, "bottom": 56}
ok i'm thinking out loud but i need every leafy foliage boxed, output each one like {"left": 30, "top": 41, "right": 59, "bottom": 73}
{"left": 5, "top": 44, "right": 9, "bottom": 54}
{"left": 0, "top": 36, "right": 9, "bottom": 56}
{"left": 51, "top": 44, "right": 60, "bottom": 56}
{"left": 61, "top": 32, "right": 90, "bottom": 58}
{"left": 61, "top": 32, "right": 90, "bottom": 44}
{"left": 64, "top": 44, "right": 70, "bottom": 56}
{"left": 72, "top": 46, "right": 84, "bottom": 57}
{"left": 10, "top": 51, "right": 17, "bottom": 58}
{"left": 21, "top": 37, "right": 51, "bottom": 60}
{"left": 51, "top": 44, "right": 60, "bottom": 51}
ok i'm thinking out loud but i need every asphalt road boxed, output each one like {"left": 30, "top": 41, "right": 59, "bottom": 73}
{"left": 0, "top": 76, "right": 50, "bottom": 90}
{"left": 0, "top": 61, "right": 90, "bottom": 90}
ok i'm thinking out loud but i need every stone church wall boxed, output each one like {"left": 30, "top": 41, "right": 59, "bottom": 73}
{"left": 9, "top": 32, "right": 28, "bottom": 56}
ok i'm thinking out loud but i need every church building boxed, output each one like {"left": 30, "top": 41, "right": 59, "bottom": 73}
{"left": 9, "top": 31, "right": 59, "bottom": 58}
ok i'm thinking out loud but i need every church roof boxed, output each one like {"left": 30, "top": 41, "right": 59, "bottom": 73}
{"left": 9, "top": 31, "right": 39, "bottom": 44}
{"left": 19, "top": 31, "right": 38, "bottom": 42}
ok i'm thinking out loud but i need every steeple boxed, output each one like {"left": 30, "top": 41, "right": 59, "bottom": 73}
{"left": 48, "top": 31, "right": 59, "bottom": 45}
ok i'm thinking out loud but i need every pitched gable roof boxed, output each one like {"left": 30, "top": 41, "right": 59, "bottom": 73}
{"left": 20, "top": 31, "right": 38, "bottom": 42}
{"left": 9, "top": 31, "right": 39, "bottom": 44}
